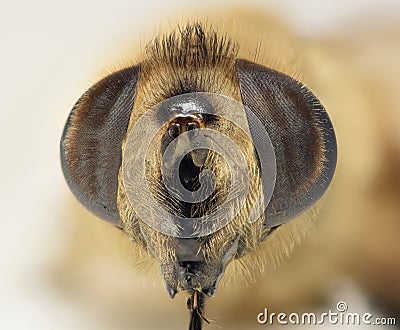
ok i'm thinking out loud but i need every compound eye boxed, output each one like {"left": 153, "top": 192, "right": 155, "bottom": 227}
{"left": 168, "top": 122, "right": 181, "bottom": 139}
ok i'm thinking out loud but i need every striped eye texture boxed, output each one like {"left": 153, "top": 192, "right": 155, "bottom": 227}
{"left": 235, "top": 59, "right": 336, "bottom": 226}
{"left": 60, "top": 66, "right": 140, "bottom": 227}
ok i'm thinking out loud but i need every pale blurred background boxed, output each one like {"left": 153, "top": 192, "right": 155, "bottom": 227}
{"left": 1, "top": 0, "right": 399, "bottom": 329}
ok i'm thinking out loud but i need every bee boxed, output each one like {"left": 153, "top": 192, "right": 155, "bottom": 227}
{"left": 60, "top": 23, "right": 337, "bottom": 329}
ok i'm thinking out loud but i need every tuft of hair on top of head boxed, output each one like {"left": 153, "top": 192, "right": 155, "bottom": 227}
{"left": 145, "top": 22, "right": 239, "bottom": 69}
{"left": 137, "top": 22, "right": 242, "bottom": 106}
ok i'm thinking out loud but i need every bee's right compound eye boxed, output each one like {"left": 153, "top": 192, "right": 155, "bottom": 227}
{"left": 168, "top": 122, "right": 181, "bottom": 139}
{"left": 60, "top": 65, "right": 140, "bottom": 227}
{"left": 186, "top": 121, "right": 199, "bottom": 131}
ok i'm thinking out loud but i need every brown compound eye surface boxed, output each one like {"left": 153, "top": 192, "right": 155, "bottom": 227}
{"left": 235, "top": 59, "right": 337, "bottom": 225}
{"left": 60, "top": 65, "right": 140, "bottom": 227}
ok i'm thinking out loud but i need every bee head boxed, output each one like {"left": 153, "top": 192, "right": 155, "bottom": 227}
{"left": 61, "top": 23, "right": 337, "bottom": 307}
